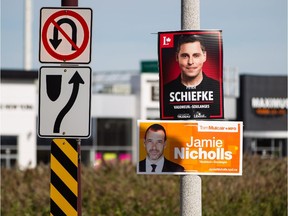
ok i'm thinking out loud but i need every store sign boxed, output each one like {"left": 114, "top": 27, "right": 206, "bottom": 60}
{"left": 0, "top": 103, "right": 33, "bottom": 111}
{"left": 251, "top": 97, "right": 288, "bottom": 116}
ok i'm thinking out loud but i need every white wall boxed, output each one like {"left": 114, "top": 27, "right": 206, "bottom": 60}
{"left": 1, "top": 82, "right": 37, "bottom": 169}
{"left": 91, "top": 94, "right": 137, "bottom": 118}
{"left": 224, "top": 96, "right": 237, "bottom": 120}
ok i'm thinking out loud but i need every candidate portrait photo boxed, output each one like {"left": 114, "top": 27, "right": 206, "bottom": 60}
{"left": 158, "top": 30, "right": 224, "bottom": 120}
{"left": 137, "top": 123, "right": 185, "bottom": 174}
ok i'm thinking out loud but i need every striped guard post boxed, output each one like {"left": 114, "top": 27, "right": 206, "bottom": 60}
{"left": 50, "top": 139, "right": 79, "bottom": 216}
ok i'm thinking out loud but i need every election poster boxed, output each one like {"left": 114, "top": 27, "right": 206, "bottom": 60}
{"left": 137, "top": 120, "right": 243, "bottom": 175}
{"left": 158, "top": 30, "right": 224, "bottom": 120}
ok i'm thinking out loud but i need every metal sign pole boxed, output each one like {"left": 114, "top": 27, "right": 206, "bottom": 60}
{"left": 62, "top": 0, "right": 78, "bottom": 6}
{"left": 60, "top": 1, "right": 82, "bottom": 216}
{"left": 76, "top": 138, "right": 82, "bottom": 216}
{"left": 180, "top": 0, "right": 202, "bottom": 215}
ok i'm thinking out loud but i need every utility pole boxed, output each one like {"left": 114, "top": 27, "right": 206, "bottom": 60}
{"left": 24, "top": 0, "right": 32, "bottom": 70}
{"left": 181, "top": 0, "right": 200, "bottom": 30}
{"left": 62, "top": 0, "right": 78, "bottom": 6}
{"left": 60, "top": 1, "right": 81, "bottom": 215}
{"left": 180, "top": 1, "right": 202, "bottom": 216}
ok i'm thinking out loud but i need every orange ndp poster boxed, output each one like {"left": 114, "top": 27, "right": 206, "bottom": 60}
{"left": 137, "top": 120, "right": 243, "bottom": 175}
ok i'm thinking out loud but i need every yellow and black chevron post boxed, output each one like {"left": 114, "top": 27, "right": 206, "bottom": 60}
{"left": 50, "top": 139, "right": 80, "bottom": 216}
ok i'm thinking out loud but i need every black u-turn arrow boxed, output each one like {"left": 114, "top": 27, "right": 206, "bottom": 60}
{"left": 49, "top": 18, "right": 77, "bottom": 50}
{"left": 53, "top": 71, "right": 84, "bottom": 134}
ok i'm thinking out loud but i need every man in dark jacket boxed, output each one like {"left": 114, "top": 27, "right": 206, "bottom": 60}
{"left": 162, "top": 34, "right": 222, "bottom": 119}
{"left": 138, "top": 124, "right": 185, "bottom": 173}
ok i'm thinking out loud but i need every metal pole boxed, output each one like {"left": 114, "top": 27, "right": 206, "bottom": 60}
{"left": 180, "top": 175, "right": 202, "bottom": 215}
{"left": 181, "top": 0, "right": 200, "bottom": 30}
{"left": 180, "top": 0, "right": 202, "bottom": 216}
{"left": 24, "top": 0, "right": 33, "bottom": 70}
{"left": 60, "top": 0, "right": 80, "bottom": 214}
{"left": 77, "top": 138, "right": 82, "bottom": 216}
{"left": 61, "top": 0, "right": 78, "bottom": 6}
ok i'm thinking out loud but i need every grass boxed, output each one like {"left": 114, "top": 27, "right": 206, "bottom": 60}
{"left": 1, "top": 155, "right": 287, "bottom": 216}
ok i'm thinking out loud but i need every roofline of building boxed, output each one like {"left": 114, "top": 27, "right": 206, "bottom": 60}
{"left": 240, "top": 73, "right": 287, "bottom": 78}
{"left": 1, "top": 69, "right": 38, "bottom": 80}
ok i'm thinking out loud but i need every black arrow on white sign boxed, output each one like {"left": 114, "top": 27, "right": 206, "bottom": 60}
{"left": 53, "top": 71, "right": 84, "bottom": 133}
{"left": 49, "top": 18, "right": 77, "bottom": 50}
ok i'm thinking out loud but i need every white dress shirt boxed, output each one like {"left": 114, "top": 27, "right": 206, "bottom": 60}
{"left": 146, "top": 156, "right": 165, "bottom": 173}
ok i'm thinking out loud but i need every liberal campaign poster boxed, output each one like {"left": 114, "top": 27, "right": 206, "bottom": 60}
{"left": 137, "top": 120, "right": 243, "bottom": 176}
{"left": 158, "top": 30, "right": 224, "bottom": 120}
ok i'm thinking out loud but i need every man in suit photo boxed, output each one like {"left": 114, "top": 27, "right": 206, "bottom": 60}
{"left": 138, "top": 123, "right": 185, "bottom": 173}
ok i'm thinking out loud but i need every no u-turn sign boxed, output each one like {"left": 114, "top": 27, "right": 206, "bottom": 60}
{"left": 39, "top": 7, "right": 92, "bottom": 64}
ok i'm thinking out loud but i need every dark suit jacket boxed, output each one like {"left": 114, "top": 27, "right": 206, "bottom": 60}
{"left": 139, "top": 157, "right": 185, "bottom": 172}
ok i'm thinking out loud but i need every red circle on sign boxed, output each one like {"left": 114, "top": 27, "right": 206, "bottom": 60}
{"left": 42, "top": 10, "right": 89, "bottom": 61}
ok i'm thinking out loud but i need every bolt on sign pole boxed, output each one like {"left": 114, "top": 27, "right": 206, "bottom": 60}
{"left": 180, "top": 1, "right": 202, "bottom": 216}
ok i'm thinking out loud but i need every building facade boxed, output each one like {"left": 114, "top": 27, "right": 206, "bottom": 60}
{"left": 1, "top": 69, "right": 287, "bottom": 169}
{"left": 1, "top": 70, "right": 138, "bottom": 169}
{"left": 239, "top": 75, "right": 288, "bottom": 158}
{"left": 1, "top": 70, "right": 38, "bottom": 169}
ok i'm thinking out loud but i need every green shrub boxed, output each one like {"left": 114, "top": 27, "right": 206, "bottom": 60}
{"left": 1, "top": 155, "right": 287, "bottom": 216}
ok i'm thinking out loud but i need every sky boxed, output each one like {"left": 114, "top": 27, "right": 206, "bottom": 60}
{"left": 1, "top": 0, "right": 287, "bottom": 75}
